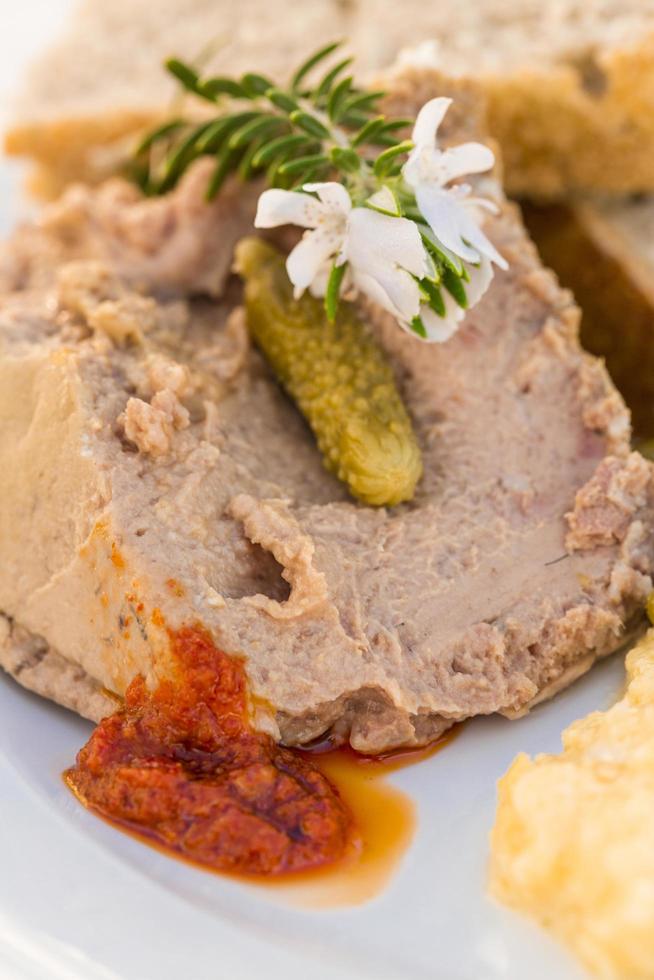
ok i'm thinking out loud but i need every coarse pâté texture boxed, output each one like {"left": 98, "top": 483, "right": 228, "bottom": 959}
{"left": 236, "top": 237, "right": 422, "bottom": 507}
{"left": 1, "top": 89, "right": 653, "bottom": 754}
{"left": 1, "top": 58, "right": 654, "bottom": 753}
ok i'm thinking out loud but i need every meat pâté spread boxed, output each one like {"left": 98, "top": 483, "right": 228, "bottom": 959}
{"left": 1, "top": 66, "right": 654, "bottom": 877}
{"left": 2, "top": 82, "right": 654, "bottom": 752}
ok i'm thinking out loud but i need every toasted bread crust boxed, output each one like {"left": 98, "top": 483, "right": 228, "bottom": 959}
{"left": 6, "top": 2, "right": 654, "bottom": 199}
{"left": 5, "top": 110, "right": 164, "bottom": 199}
{"left": 485, "top": 34, "right": 654, "bottom": 198}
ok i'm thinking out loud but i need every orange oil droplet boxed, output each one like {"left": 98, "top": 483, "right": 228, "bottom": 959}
{"left": 251, "top": 729, "right": 460, "bottom": 907}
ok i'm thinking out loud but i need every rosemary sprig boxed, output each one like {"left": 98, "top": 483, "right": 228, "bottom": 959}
{"left": 133, "top": 42, "right": 407, "bottom": 199}
{"left": 132, "top": 42, "right": 493, "bottom": 336}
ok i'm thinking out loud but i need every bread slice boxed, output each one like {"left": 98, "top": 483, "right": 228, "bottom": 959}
{"left": 523, "top": 197, "right": 654, "bottom": 437}
{"left": 367, "top": 0, "right": 654, "bottom": 199}
{"left": 6, "top": 0, "right": 654, "bottom": 199}
{"left": 4, "top": 0, "right": 357, "bottom": 197}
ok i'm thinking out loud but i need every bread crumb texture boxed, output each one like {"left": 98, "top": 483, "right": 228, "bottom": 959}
{"left": 6, "top": 0, "right": 654, "bottom": 198}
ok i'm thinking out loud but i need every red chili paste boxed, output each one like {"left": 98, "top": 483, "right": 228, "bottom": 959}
{"left": 65, "top": 626, "right": 352, "bottom": 875}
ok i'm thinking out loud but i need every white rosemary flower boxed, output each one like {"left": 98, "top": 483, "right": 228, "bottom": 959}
{"left": 255, "top": 182, "right": 429, "bottom": 324}
{"left": 254, "top": 98, "right": 508, "bottom": 345}
{"left": 402, "top": 97, "right": 507, "bottom": 272}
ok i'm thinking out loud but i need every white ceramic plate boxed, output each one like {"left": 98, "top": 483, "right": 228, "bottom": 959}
{"left": 1, "top": 637, "right": 625, "bottom": 980}
{"left": 0, "top": 8, "right": 623, "bottom": 977}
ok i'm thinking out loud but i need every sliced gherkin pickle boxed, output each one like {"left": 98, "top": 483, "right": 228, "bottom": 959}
{"left": 234, "top": 237, "right": 423, "bottom": 506}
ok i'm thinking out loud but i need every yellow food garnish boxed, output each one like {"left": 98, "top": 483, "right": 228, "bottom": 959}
{"left": 235, "top": 237, "right": 423, "bottom": 507}
{"left": 490, "top": 629, "right": 654, "bottom": 979}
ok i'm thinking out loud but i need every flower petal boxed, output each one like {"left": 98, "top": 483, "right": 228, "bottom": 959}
{"left": 286, "top": 227, "right": 343, "bottom": 297}
{"left": 303, "top": 182, "right": 352, "bottom": 215}
{"left": 411, "top": 97, "right": 452, "bottom": 148}
{"left": 254, "top": 188, "right": 323, "bottom": 230}
{"left": 347, "top": 208, "right": 428, "bottom": 280}
{"left": 352, "top": 264, "right": 422, "bottom": 323}
{"left": 307, "top": 263, "right": 332, "bottom": 298}
{"left": 351, "top": 269, "right": 404, "bottom": 320}
{"left": 458, "top": 203, "right": 508, "bottom": 269}
{"left": 401, "top": 147, "right": 425, "bottom": 191}
{"left": 345, "top": 208, "right": 426, "bottom": 320}
{"left": 308, "top": 261, "right": 353, "bottom": 300}
{"left": 437, "top": 142, "right": 496, "bottom": 183}
{"left": 463, "top": 257, "right": 494, "bottom": 307}
{"left": 415, "top": 185, "right": 481, "bottom": 264}
{"left": 376, "top": 266, "right": 422, "bottom": 322}
{"left": 416, "top": 185, "right": 507, "bottom": 268}
{"left": 419, "top": 303, "right": 463, "bottom": 342}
